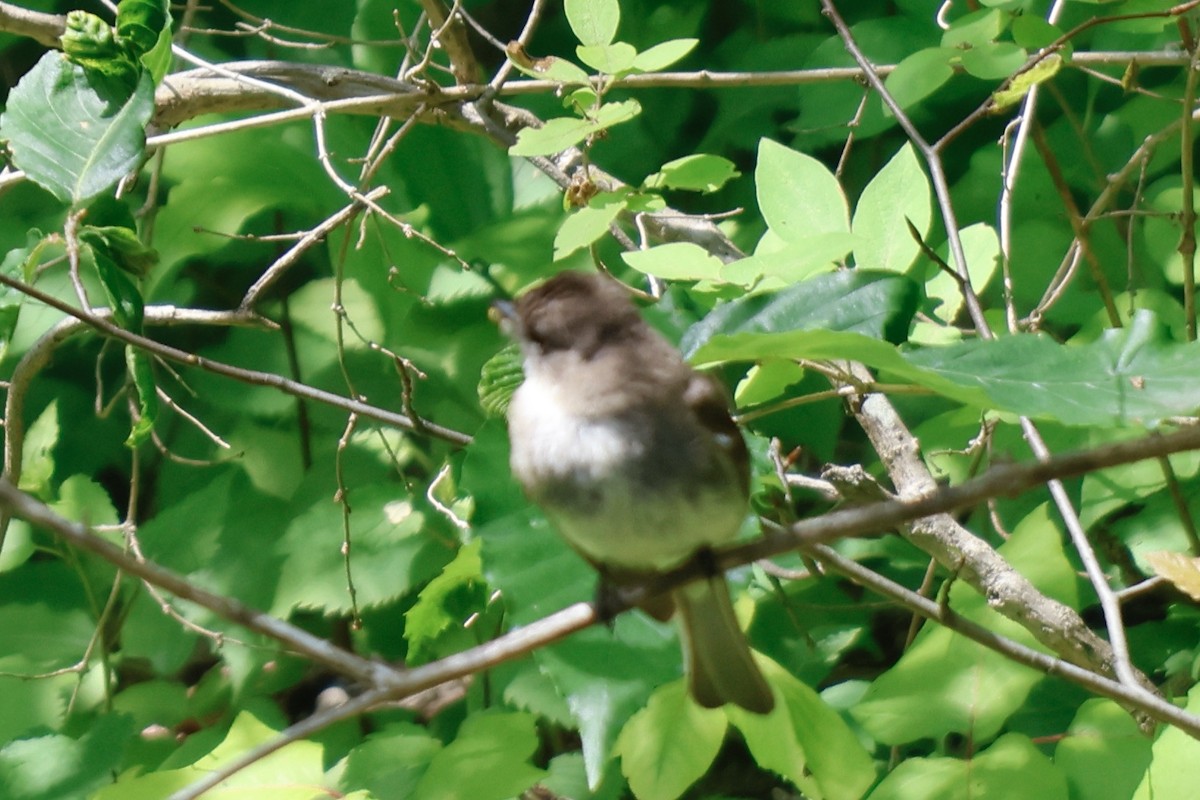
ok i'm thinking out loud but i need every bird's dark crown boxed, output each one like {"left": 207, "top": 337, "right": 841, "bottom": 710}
{"left": 514, "top": 272, "right": 643, "bottom": 357}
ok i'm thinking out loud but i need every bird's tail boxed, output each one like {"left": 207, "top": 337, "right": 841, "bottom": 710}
{"left": 674, "top": 576, "right": 774, "bottom": 714}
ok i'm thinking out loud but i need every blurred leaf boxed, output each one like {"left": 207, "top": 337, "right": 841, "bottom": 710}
{"left": 0, "top": 714, "right": 133, "bottom": 800}
{"left": 340, "top": 723, "right": 442, "bottom": 800}
{"left": 1132, "top": 684, "right": 1200, "bottom": 798}
{"left": 0, "top": 53, "right": 153, "bottom": 204}
{"left": 615, "top": 682, "right": 726, "bottom": 800}
{"left": 734, "top": 658, "right": 875, "bottom": 800}
{"left": 941, "top": 7, "right": 1005, "bottom": 48}
{"left": 720, "top": 233, "right": 852, "bottom": 288}
{"left": 622, "top": 242, "right": 724, "bottom": 280}
{"left": 854, "top": 503, "right": 1077, "bottom": 744}
{"left": 404, "top": 539, "right": 486, "bottom": 662}
{"left": 925, "top": 223, "right": 1000, "bottom": 323}
{"left": 19, "top": 401, "right": 58, "bottom": 499}
{"left": 869, "top": 734, "right": 1068, "bottom": 799}
{"left": 412, "top": 712, "right": 546, "bottom": 800}
{"left": 1056, "top": 699, "right": 1153, "bottom": 800}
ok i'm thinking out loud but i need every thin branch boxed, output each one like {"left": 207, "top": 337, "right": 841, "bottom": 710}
{"left": 0, "top": 274, "right": 472, "bottom": 447}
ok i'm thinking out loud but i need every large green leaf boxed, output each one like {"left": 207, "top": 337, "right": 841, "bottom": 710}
{"left": 904, "top": 312, "right": 1200, "bottom": 426}
{"left": 755, "top": 139, "right": 850, "bottom": 240}
{"left": 0, "top": 53, "right": 154, "bottom": 204}
{"left": 683, "top": 269, "right": 922, "bottom": 358}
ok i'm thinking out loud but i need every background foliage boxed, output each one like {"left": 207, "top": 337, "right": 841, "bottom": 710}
{"left": 4, "top": 0, "right": 1200, "bottom": 798}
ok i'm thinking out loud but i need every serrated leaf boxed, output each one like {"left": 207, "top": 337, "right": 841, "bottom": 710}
{"left": 992, "top": 53, "right": 1062, "bottom": 111}
{"left": 0, "top": 52, "right": 154, "bottom": 204}
{"left": 756, "top": 139, "right": 850, "bottom": 241}
{"left": 478, "top": 343, "right": 525, "bottom": 416}
{"left": 272, "top": 485, "right": 452, "bottom": 616}
{"left": 622, "top": 241, "right": 724, "bottom": 280}
{"left": 631, "top": 38, "right": 698, "bottom": 72}
{"left": 615, "top": 682, "right": 726, "bottom": 800}
{"left": 404, "top": 540, "right": 487, "bottom": 661}
{"left": 644, "top": 154, "right": 739, "bottom": 193}
{"left": 0, "top": 714, "right": 133, "bottom": 800}
{"left": 577, "top": 42, "right": 637, "bottom": 74}
{"left": 852, "top": 143, "right": 932, "bottom": 272}
{"left": 565, "top": 0, "right": 620, "bottom": 47}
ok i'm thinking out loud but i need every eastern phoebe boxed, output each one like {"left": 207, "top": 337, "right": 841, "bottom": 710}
{"left": 496, "top": 271, "right": 774, "bottom": 714}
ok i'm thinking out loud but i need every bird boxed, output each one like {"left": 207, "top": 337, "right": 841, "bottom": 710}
{"left": 495, "top": 271, "right": 774, "bottom": 714}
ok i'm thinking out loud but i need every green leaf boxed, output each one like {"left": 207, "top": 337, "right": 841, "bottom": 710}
{"left": 340, "top": 723, "right": 443, "bottom": 800}
{"left": 1132, "top": 684, "right": 1200, "bottom": 798}
{"left": 412, "top": 712, "right": 546, "bottom": 800}
{"left": 883, "top": 47, "right": 955, "bottom": 112}
{"left": 577, "top": 42, "right": 637, "bottom": 74}
{"left": 925, "top": 223, "right": 1000, "bottom": 323}
{"left": 404, "top": 539, "right": 486, "bottom": 663}
{"left": 565, "top": 0, "right": 620, "bottom": 47}
{"left": 510, "top": 117, "right": 599, "bottom": 156}
{"left": 961, "top": 41, "right": 1028, "bottom": 80}
{"left": 19, "top": 401, "right": 59, "bottom": 499}
{"left": 683, "top": 270, "right": 922, "bottom": 359}
{"left": 644, "top": 154, "right": 739, "bottom": 193}
{"left": 733, "top": 658, "right": 875, "bottom": 800}
{"left": 272, "top": 484, "right": 452, "bottom": 616}
{"left": 538, "top": 617, "right": 681, "bottom": 790}
{"left": 755, "top": 139, "right": 850, "bottom": 241}
{"left": 615, "top": 682, "right": 727, "bottom": 800}
{"left": 478, "top": 343, "right": 525, "bottom": 417}
{"left": 1056, "top": 699, "right": 1152, "bottom": 800}
{"left": 0, "top": 53, "right": 154, "bottom": 204}
{"left": 115, "top": 0, "right": 169, "bottom": 57}
{"left": 941, "top": 7, "right": 1005, "bottom": 48}
{"left": 622, "top": 242, "right": 724, "bottom": 281}
{"left": 851, "top": 143, "right": 932, "bottom": 272}
{"left": 904, "top": 311, "right": 1200, "bottom": 426}
{"left": 720, "top": 233, "right": 853, "bottom": 288}
{"left": 631, "top": 39, "right": 698, "bottom": 72}
{"left": 61, "top": 11, "right": 137, "bottom": 86}
{"left": 592, "top": 98, "right": 642, "bottom": 128}
{"left": 992, "top": 53, "right": 1062, "bottom": 111}
{"left": 853, "top": 504, "right": 1076, "bottom": 743}
{"left": 554, "top": 192, "right": 629, "bottom": 260}
{"left": 0, "top": 603, "right": 94, "bottom": 672}
{"left": 0, "top": 714, "right": 133, "bottom": 800}
{"left": 869, "top": 734, "right": 1069, "bottom": 799}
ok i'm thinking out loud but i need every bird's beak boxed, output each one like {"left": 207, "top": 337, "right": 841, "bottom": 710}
{"left": 490, "top": 299, "right": 520, "bottom": 338}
